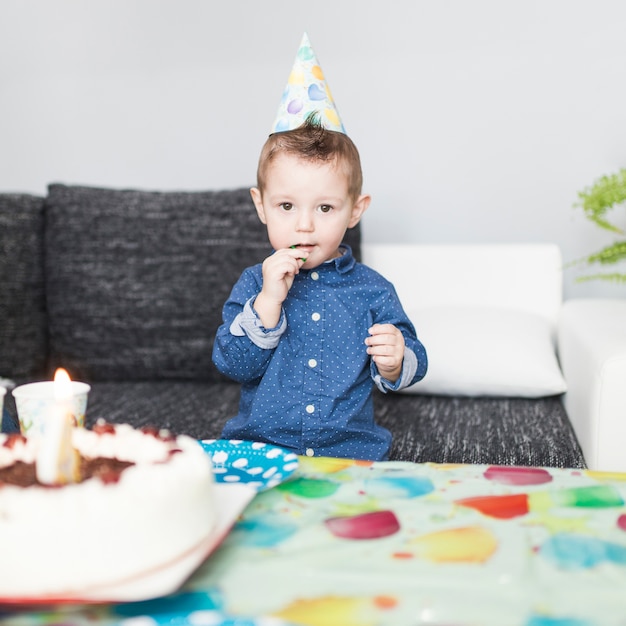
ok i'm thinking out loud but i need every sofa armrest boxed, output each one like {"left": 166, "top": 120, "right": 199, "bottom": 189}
{"left": 558, "top": 298, "right": 626, "bottom": 471}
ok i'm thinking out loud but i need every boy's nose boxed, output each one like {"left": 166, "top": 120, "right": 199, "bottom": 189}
{"left": 296, "top": 209, "right": 314, "bottom": 231}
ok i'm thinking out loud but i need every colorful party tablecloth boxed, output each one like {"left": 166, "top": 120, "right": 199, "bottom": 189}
{"left": 3, "top": 455, "right": 626, "bottom": 625}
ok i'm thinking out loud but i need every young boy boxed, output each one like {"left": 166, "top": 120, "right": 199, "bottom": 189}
{"left": 212, "top": 36, "right": 426, "bottom": 461}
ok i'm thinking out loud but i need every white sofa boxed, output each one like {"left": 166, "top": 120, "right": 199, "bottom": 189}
{"left": 363, "top": 243, "right": 626, "bottom": 472}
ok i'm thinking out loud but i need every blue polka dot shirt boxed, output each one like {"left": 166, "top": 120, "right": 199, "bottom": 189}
{"left": 212, "top": 246, "right": 427, "bottom": 461}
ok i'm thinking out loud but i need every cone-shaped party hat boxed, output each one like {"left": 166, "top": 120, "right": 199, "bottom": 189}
{"left": 270, "top": 33, "right": 346, "bottom": 135}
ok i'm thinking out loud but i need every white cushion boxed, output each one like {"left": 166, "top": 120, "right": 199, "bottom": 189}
{"left": 403, "top": 306, "right": 567, "bottom": 398}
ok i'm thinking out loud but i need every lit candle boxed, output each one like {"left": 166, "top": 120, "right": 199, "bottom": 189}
{"left": 35, "top": 368, "right": 81, "bottom": 485}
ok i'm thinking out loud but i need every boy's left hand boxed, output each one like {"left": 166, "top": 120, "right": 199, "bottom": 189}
{"left": 365, "top": 324, "right": 405, "bottom": 383}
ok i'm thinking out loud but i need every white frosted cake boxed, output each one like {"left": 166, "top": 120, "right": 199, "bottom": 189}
{"left": 0, "top": 421, "right": 215, "bottom": 599}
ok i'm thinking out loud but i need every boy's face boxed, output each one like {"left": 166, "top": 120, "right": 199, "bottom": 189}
{"left": 250, "top": 153, "right": 370, "bottom": 269}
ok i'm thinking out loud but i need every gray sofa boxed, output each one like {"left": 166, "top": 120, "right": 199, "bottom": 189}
{"left": 0, "top": 184, "right": 585, "bottom": 468}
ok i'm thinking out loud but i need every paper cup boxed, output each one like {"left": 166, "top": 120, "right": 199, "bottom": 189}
{"left": 12, "top": 381, "right": 91, "bottom": 436}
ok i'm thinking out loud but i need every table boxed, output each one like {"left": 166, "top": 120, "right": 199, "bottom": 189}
{"left": 3, "top": 455, "right": 626, "bottom": 625}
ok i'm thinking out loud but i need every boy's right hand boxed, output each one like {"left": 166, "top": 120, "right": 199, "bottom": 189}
{"left": 253, "top": 248, "right": 306, "bottom": 328}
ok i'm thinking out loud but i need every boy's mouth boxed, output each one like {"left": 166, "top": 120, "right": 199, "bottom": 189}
{"left": 291, "top": 244, "right": 312, "bottom": 262}
{"left": 292, "top": 243, "right": 314, "bottom": 251}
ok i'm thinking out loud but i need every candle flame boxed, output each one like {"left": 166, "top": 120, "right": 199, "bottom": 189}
{"left": 53, "top": 368, "right": 72, "bottom": 401}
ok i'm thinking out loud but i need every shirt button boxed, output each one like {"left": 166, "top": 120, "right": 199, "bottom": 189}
{"left": 311, "top": 272, "right": 319, "bottom": 281}
{"left": 308, "top": 359, "right": 317, "bottom": 368}
{"left": 306, "top": 404, "right": 315, "bottom": 413}
{"left": 306, "top": 448, "right": 315, "bottom": 457}
{"left": 311, "top": 312, "right": 321, "bottom": 321}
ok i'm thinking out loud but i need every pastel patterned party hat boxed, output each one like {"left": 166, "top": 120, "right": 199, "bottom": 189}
{"left": 271, "top": 33, "right": 346, "bottom": 135}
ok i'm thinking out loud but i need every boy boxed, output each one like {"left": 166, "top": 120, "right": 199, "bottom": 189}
{"left": 212, "top": 35, "right": 426, "bottom": 461}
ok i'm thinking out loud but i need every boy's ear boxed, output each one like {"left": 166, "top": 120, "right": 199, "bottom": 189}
{"left": 348, "top": 194, "right": 371, "bottom": 228}
{"left": 250, "top": 187, "right": 267, "bottom": 224}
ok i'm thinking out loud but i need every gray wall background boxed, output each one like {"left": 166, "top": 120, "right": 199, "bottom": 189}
{"left": 2, "top": 0, "right": 626, "bottom": 300}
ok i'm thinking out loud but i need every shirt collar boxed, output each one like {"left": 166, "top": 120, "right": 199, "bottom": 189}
{"left": 315, "top": 244, "right": 355, "bottom": 275}
{"left": 334, "top": 244, "right": 356, "bottom": 274}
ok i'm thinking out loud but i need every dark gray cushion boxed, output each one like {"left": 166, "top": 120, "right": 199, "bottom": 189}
{"left": 82, "top": 381, "right": 237, "bottom": 440}
{"left": 374, "top": 392, "right": 586, "bottom": 468}
{"left": 0, "top": 194, "right": 47, "bottom": 379}
{"left": 45, "top": 185, "right": 268, "bottom": 382}
{"left": 45, "top": 184, "right": 361, "bottom": 383}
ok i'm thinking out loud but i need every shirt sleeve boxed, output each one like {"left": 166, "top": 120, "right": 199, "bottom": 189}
{"left": 229, "top": 297, "right": 287, "bottom": 349}
{"left": 368, "top": 281, "right": 428, "bottom": 393}
{"left": 212, "top": 267, "right": 287, "bottom": 383}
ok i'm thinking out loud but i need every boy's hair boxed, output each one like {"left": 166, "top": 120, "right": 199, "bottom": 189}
{"left": 257, "top": 113, "right": 363, "bottom": 200}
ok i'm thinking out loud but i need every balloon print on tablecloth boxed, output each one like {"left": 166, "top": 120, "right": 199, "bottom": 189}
{"left": 231, "top": 514, "right": 299, "bottom": 549}
{"left": 274, "top": 594, "right": 399, "bottom": 626}
{"left": 540, "top": 533, "right": 626, "bottom": 569}
{"left": 406, "top": 526, "right": 499, "bottom": 564}
{"left": 483, "top": 465, "right": 553, "bottom": 486}
{"left": 276, "top": 476, "right": 340, "bottom": 498}
{"left": 364, "top": 475, "right": 435, "bottom": 499}
{"left": 456, "top": 484, "right": 624, "bottom": 520}
{"left": 325, "top": 510, "right": 400, "bottom": 540}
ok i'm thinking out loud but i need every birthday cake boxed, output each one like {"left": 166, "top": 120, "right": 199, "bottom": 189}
{"left": 0, "top": 421, "right": 215, "bottom": 599}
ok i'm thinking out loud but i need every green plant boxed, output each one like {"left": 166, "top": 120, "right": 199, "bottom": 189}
{"left": 573, "top": 168, "right": 626, "bottom": 283}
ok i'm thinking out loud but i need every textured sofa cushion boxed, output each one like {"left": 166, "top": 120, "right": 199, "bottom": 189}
{"left": 374, "top": 391, "right": 584, "bottom": 468}
{"left": 0, "top": 194, "right": 47, "bottom": 379}
{"left": 45, "top": 184, "right": 361, "bottom": 382}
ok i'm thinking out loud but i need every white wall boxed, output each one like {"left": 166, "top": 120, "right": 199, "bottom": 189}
{"left": 2, "top": 0, "right": 626, "bottom": 299}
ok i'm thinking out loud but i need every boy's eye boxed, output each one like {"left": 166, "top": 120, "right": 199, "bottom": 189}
{"left": 318, "top": 204, "right": 333, "bottom": 213}
{"left": 280, "top": 202, "right": 294, "bottom": 211}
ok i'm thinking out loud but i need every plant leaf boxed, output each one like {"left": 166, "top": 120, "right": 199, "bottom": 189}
{"left": 576, "top": 272, "right": 626, "bottom": 283}
{"left": 575, "top": 169, "right": 626, "bottom": 234}
{"left": 586, "top": 241, "right": 626, "bottom": 266}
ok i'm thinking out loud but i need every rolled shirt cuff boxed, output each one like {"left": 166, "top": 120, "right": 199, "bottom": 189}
{"left": 229, "top": 297, "right": 287, "bottom": 349}
{"left": 373, "top": 347, "right": 418, "bottom": 393}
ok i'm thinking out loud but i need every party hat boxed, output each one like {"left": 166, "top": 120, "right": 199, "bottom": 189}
{"left": 271, "top": 33, "right": 346, "bottom": 135}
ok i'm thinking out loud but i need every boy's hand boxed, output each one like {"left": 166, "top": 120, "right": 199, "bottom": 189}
{"left": 253, "top": 248, "right": 306, "bottom": 328}
{"left": 365, "top": 324, "right": 405, "bottom": 383}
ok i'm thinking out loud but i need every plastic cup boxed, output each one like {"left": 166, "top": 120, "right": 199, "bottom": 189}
{"left": 12, "top": 381, "right": 91, "bottom": 436}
